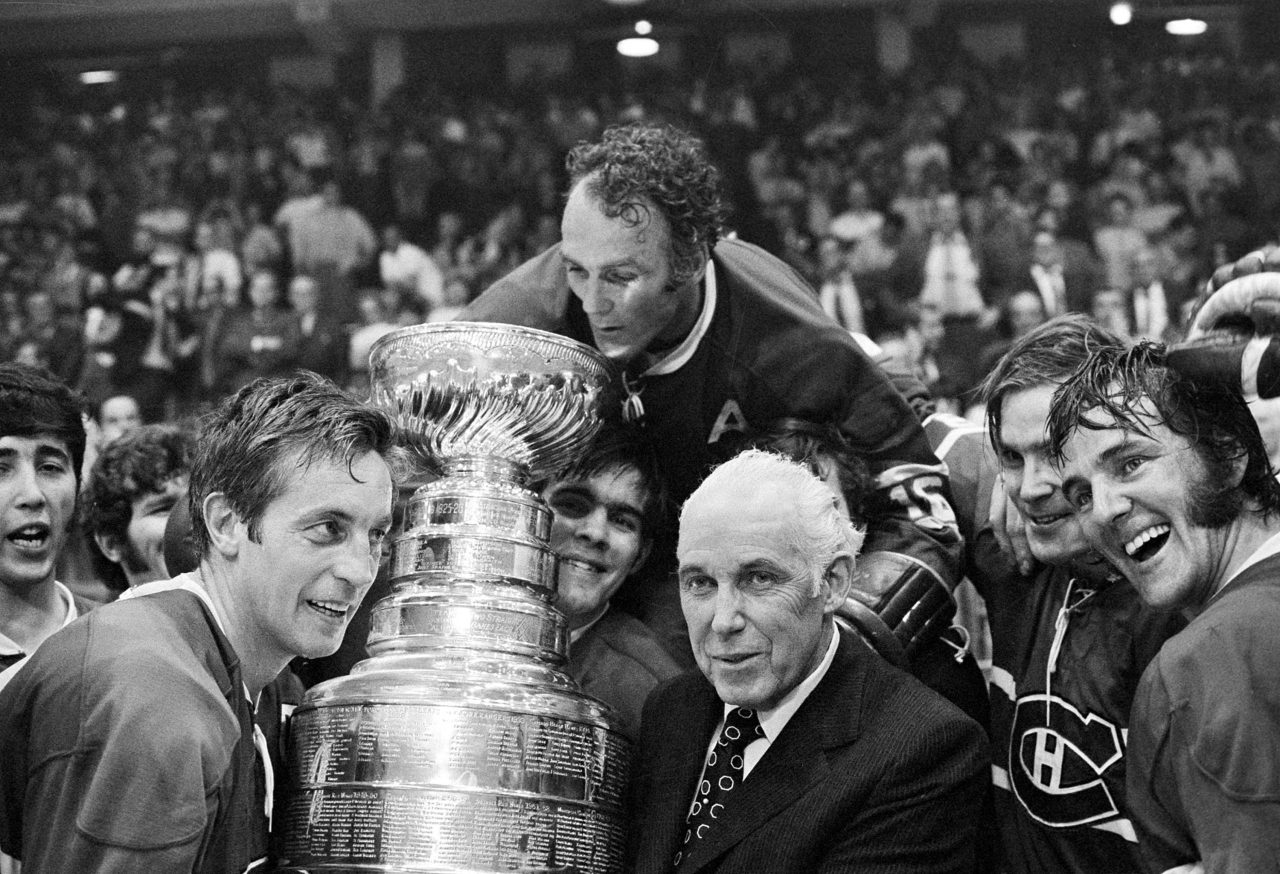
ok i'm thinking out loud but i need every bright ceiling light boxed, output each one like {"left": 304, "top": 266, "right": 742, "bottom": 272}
{"left": 617, "top": 37, "right": 659, "bottom": 57}
{"left": 1109, "top": 2, "right": 1133, "bottom": 26}
{"left": 1166, "top": 17, "right": 1207, "bottom": 35}
{"left": 635, "top": 19, "right": 653, "bottom": 35}
{"left": 80, "top": 70, "right": 119, "bottom": 85}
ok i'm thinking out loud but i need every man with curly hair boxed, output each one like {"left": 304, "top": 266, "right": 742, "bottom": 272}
{"left": 82, "top": 423, "right": 192, "bottom": 592}
{"left": 464, "top": 122, "right": 963, "bottom": 668}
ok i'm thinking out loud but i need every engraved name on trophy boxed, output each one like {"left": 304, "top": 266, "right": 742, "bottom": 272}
{"left": 280, "top": 322, "right": 630, "bottom": 873}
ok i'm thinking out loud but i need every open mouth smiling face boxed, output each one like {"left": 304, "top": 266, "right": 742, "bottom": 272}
{"left": 1059, "top": 407, "right": 1231, "bottom": 611}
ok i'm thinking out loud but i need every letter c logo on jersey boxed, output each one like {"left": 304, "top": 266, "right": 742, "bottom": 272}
{"left": 1010, "top": 694, "right": 1124, "bottom": 828}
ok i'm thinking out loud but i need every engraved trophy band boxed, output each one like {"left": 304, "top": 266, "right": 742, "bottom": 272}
{"left": 280, "top": 322, "right": 630, "bottom": 874}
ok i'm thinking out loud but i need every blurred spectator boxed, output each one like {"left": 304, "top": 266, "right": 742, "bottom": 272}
{"left": 919, "top": 191, "right": 988, "bottom": 402}
{"left": 974, "top": 180, "right": 1033, "bottom": 308}
{"left": 240, "top": 201, "right": 283, "bottom": 277}
{"left": 815, "top": 237, "right": 865, "bottom": 335}
{"left": 1090, "top": 287, "right": 1134, "bottom": 341}
{"left": 289, "top": 274, "right": 346, "bottom": 384}
{"left": 135, "top": 274, "right": 202, "bottom": 420}
{"left": 39, "top": 226, "right": 94, "bottom": 318}
{"left": 379, "top": 224, "right": 444, "bottom": 309}
{"left": 828, "top": 177, "right": 884, "bottom": 247}
{"left": 1133, "top": 169, "right": 1190, "bottom": 237}
{"left": 271, "top": 167, "right": 322, "bottom": 251}
{"left": 1239, "top": 121, "right": 1280, "bottom": 225}
{"left": 346, "top": 289, "right": 396, "bottom": 389}
{"left": 111, "top": 227, "right": 165, "bottom": 301}
{"left": 1127, "top": 246, "right": 1182, "bottom": 342}
{"left": 22, "top": 290, "right": 82, "bottom": 387}
{"left": 1173, "top": 118, "right": 1242, "bottom": 214}
{"left": 133, "top": 183, "right": 192, "bottom": 268}
{"left": 847, "top": 211, "right": 924, "bottom": 334}
{"left": 1093, "top": 192, "right": 1149, "bottom": 291}
{"left": 97, "top": 394, "right": 142, "bottom": 445}
{"left": 427, "top": 275, "right": 472, "bottom": 323}
{"left": 184, "top": 217, "right": 242, "bottom": 309}
{"left": 288, "top": 180, "right": 376, "bottom": 279}
{"left": 430, "top": 211, "right": 466, "bottom": 275}
{"left": 390, "top": 126, "right": 435, "bottom": 231}
{"left": 977, "top": 289, "right": 1050, "bottom": 382}
{"left": 213, "top": 269, "right": 298, "bottom": 394}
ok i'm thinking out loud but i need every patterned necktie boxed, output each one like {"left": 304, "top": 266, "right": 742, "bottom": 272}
{"left": 673, "top": 707, "right": 765, "bottom": 870}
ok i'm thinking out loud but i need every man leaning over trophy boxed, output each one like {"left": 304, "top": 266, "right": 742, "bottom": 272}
{"left": 463, "top": 121, "right": 966, "bottom": 672}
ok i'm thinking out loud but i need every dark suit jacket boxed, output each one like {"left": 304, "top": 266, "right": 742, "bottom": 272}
{"left": 569, "top": 609, "right": 683, "bottom": 743}
{"left": 629, "top": 631, "right": 988, "bottom": 874}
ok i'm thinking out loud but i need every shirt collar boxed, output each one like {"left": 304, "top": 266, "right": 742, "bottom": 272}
{"left": 1216, "top": 527, "right": 1280, "bottom": 597}
{"left": 0, "top": 581, "right": 78, "bottom": 656}
{"left": 119, "top": 572, "right": 256, "bottom": 706}
{"left": 723, "top": 624, "right": 840, "bottom": 743}
{"left": 119, "top": 570, "right": 227, "bottom": 632}
{"left": 569, "top": 603, "right": 609, "bottom": 644}
{"left": 642, "top": 259, "right": 717, "bottom": 377}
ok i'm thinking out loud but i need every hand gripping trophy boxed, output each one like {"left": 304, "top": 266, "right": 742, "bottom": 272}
{"left": 280, "top": 323, "right": 630, "bottom": 873}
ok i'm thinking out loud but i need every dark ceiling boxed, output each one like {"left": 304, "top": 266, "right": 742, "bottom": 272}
{"left": 0, "top": 0, "right": 1265, "bottom": 58}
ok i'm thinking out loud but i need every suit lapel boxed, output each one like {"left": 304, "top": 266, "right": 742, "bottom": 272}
{"left": 636, "top": 681, "right": 723, "bottom": 874}
{"left": 679, "top": 634, "right": 870, "bottom": 873}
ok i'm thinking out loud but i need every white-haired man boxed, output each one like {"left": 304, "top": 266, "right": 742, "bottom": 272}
{"left": 628, "top": 449, "right": 987, "bottom": 873}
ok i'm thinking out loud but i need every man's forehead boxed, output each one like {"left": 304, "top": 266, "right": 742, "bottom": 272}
{"left": 0, "top": 433, "right": 72, "bottom": 456}
{"left": 1077, "top": 397, "right": 1164, "bottom": 441}
{"left": 1063, "top": 406, "right": 1166, "bottom": 471}
{"left": 553, "top": 465, "right": 650, "bottom": 508}
{"left": 563, "top": 183, "right": 667, "bottom": 250}
{"left": 680, "top": 484, "right": 791, "bottom": 545}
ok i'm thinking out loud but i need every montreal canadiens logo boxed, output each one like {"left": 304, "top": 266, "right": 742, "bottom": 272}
{"left": 1010, "top": 694, "right": 1124, "bottom": 828}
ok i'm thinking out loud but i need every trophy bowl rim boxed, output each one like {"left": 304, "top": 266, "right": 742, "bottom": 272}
{"left": 368, "top": 320, "right": 616, "bottom": 377}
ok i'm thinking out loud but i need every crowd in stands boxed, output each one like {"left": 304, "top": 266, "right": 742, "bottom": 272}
{"left": 3, "top": 42, "right": 1280, "bottom": 432}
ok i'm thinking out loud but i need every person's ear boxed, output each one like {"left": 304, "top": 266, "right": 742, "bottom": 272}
{"left": 821, "top": 554, "right": 854, "bottom": 614}
{"left": 93, "top": 531, "right": 126, "bottom": 566}
{"left": 202, "top": 492, "right": 244, "bottom": 559}
{"left": 670, "top": 243, "right": 710, "bottom": 294}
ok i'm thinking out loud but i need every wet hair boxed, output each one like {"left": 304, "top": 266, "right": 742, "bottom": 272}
{"left": 532, "top": 421, "right": 668, "bottom": 543}
{"left": 750, "top": 419, "right": 874, "bottom": 529}
{"left": 188, "top": 371, "right": 400, "bottom": 557}
{"left": 566, "top": 123, "right": 728, "bottom": 291}
{"left": 981, "top": 314, "right": 1127, "bottom": 458}
{"left": 1045, "top": 342, "right": 1280, "bottom": 522}
{"left": 82, "top": 424, "right": 192, "bottom": 547}
{"left": 0, "top": 363, "right": 87, "bottom": 487}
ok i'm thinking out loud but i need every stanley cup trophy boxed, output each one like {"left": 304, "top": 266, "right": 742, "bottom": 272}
{"left": 279, "top": 322, "right": 631, "bottom": 873}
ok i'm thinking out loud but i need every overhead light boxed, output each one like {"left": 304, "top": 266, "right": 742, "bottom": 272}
{"left": 80, "top": 70, "right": 119, "bottom": 85}
{"left": 1109, "top": 2, "right": 1133, "bottom": 26}
{"left": 635, "top": 19, "right": 653, "bottom": 36}
{"left": 617, "top": 37, "right": 659, "bottom": 58}
{"left": 1166, "top": 17, "right": 1207, "bottom": 35}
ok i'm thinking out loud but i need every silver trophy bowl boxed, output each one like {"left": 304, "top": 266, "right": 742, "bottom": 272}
{"left": 367, "top": 321, "right": 615, "bottom": 483}
{"left": 280, "top": 322, "right": 630, "bottom": 874}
